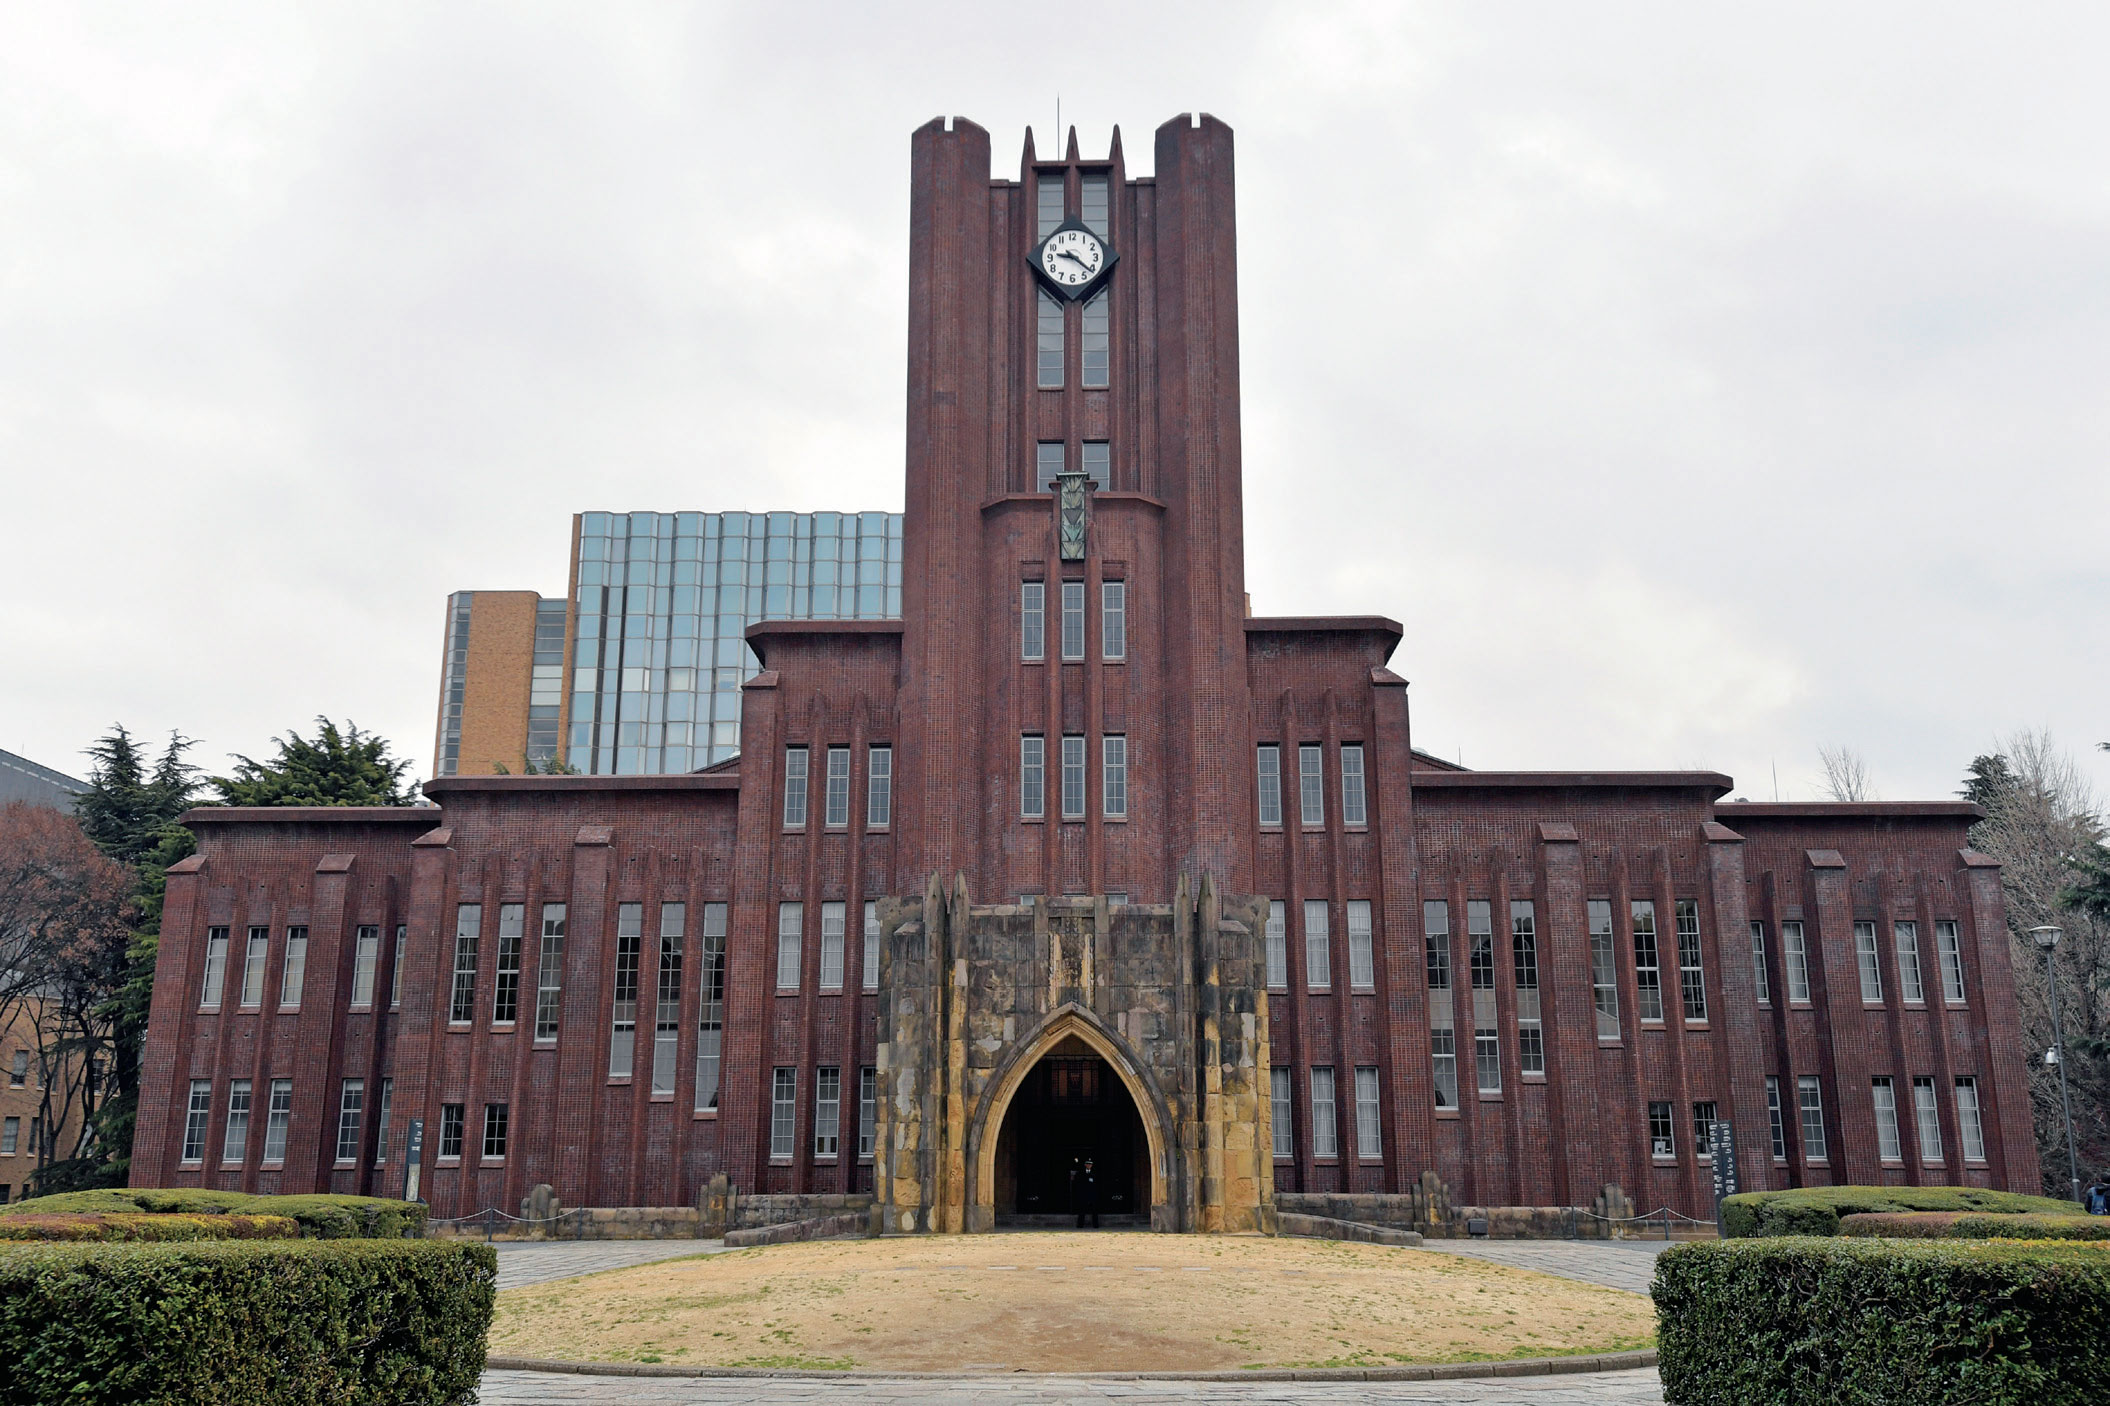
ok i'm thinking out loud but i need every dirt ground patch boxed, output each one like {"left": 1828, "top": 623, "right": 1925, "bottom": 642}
{"left": 490, "top": 1232, "right": 1656, "bottom": 1372}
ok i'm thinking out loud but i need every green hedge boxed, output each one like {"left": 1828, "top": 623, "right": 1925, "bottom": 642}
{"left": 1653, "top": 1237, "right": 2110, "bottom": 1404}
{"left": 0, "top": 1238, "right": 494, "bottom": 1405}
{"left": 0, "top": 1212, "right": 297, "bottom": 1243}
{"left": 1, "top": 1190, "right": 425, "bottom": 1239}
{"left": 1840, "top": 1211, "right": 2110, "bottom": 1242}
{"left": 1720, "top": 1185, "right": 2076, "bottom": 1238}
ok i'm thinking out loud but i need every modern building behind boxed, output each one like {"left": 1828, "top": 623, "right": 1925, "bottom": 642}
{"left": 0, "top": 747, "right": 84, "bottom": 810}
{"left": 434, "top": 510, "right": 902, "bottom": 778}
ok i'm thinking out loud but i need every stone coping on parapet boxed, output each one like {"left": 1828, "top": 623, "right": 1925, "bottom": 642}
{"left": 1411, "top": 770, "right": 1734, "bottom": 798}
{"left": 424, "top": 773, "right": 739, "bottom": 796}
{"left": 180, "top": 805, "right": 447, "bottom": 826}
{"left": 484, "top": 1349, "right": 1659, "bottom": 1383}
{"left": 1716, "top": 800, "right": 1986, "bottom": 820}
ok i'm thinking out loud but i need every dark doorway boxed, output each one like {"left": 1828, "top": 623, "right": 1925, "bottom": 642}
{"left": 993, "top": 1036, "right": 1149, "bottom": 1227}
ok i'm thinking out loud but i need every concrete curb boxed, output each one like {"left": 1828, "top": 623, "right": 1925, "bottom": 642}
{"left": 485, "top": 1348, "right": 1658, "bottom": 1382}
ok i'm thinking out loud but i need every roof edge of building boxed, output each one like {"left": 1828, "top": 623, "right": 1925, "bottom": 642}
{"left": 1716, "top": 800, "right": 1985, "bottom": 820}
{"left": 182, "top": 806, "right": 446, "bottom": 826}
{"left": 1412, "top": 770, "right": 1735, "bottom": 798}
{"left": 423, "top": 774, "right": 739, "bottom": 796}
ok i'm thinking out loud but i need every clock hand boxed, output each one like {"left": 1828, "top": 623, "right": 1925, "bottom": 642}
{"left": 1057, "top": 250, "right": 1092, "bottom": 270}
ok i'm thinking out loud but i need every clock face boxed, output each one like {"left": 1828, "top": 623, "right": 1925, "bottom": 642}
{"left": 1039, "top": 227, "right": 1105, "bottom": 289}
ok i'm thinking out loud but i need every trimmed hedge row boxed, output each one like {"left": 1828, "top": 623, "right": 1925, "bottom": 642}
{"left": 1653, "top": 1237, "right": 2110, "bottom": 1404}
{"left": 1841, "top": 1210, "right": 2110, "bottom": 1242}
{"left": 1720, "top": 1185, "right": 2075, "bottom": 1238}
{"left": 0, "top": 1238, "right": 495, "bottom": 1405}
{"left": 0, "top": 1212, "right": 298, "bottom": 1243}
{"left": 1, "top": 1189, "right": 425, "bottom": 1239}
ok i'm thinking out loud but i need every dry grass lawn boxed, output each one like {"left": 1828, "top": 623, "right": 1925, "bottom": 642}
{"left": 491, "top": 1232, "right": 1655, "bottom": 1372}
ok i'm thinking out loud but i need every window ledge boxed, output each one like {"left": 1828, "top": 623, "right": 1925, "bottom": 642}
{"left": 480, "top": 1159, "right": 505, "bottom": 1168}
{"left": 1862, "top": 1001, "right": 1886, "bottom": 1009}
{"left": 1806, "top": 1158, "right": 1830, "bottom": 1167}
{"left": 280, "top": 1006, "right": 302, "bottom": 1015}
{"left": 606, "top": 1076, "right": 634, "bottom": 1087}
{"left": 434, "top": 1158, "right": 459, "bottom": 1167}
{"left": 1788, "top": 1001, "right": 1814, "bottom": 1009}
{"left": 1521, "top": 1073, "right": 1548, "bottom": 1084}
{"left": 1684, "top": 1021, "right": 1711, "bottom": 1031}
{"left": 333, "top": 1159, "right": 356, "bottom": 1168}
{"left": 693, "top": 1109, "right": 718, "bottom": 1120}
{"left": 1652, "top": 1157, "right": 1679, "bottom": 1166}
{"left": 489, "top": 1023, "right": 515, "bottom": 1032}
{"left": 1597, "top": 1039, "right": 1624, "bottom": 1048}
{"left": 814, "top": 1157, "right": 839, "bottom": 1165}
{"left": 1477, "top": 1094, "right": 1504, "bottom": 1103}
{"left": 348, "top": 1005, "right": 372, "bottom": 1014}
{"left": 447, "top": 1022, "right": 472, "bottom": 1030}
{"left": 818, "top": 988, "right": 843, "bottom": 997}
{"left": 1434, "top": 1109, "right": 1461, "bottom": 1120}
{"left": 649, "top": 1094, "right": 674, "bottom": 1103}
{"left": 775, "top": 989, "right": 801, "bottom": 997}
{"left": 533, "top": 1039, "right": 556, "bottom": 1048}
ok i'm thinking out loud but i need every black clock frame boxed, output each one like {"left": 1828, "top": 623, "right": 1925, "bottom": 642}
{"left": 1029, "top": 217, "right": 1118, "bottom": 302}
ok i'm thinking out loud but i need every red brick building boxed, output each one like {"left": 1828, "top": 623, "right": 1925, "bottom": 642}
{"left": 132, "top": 115, "right": 2039, "bottom": 1229}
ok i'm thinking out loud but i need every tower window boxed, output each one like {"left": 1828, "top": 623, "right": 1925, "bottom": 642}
{"left": 1082, "top": 292, "right": 1109, "bottom": 389}
{"left": 1021, "top": 736, "right": 1045, "bottom": 818}
{"left": 1101, "top": 735, "right": 1127, "bottom": 819}
{"left": 1020, "top": 582, "right": 1045, "bottom": 661}
{"left": 1100, "top": 580, "right": 1126, "bottom": 661}
{"left": 1080, "top": 172, "right": 1108, "bottom": 236}
{"left": 1060, "top": 581, "right": 1086, "bottom": 660}
{"left": 1298, "top": 745, "right": 1324, "bottom": 827}
{"left": 1256, "top": 745, "right": 1282, "bottom": 827}
{"left": 1339, "top": 745, "right": 1367, "bottom": 826}
{"left": 824, "top": 746, "right": 851, "bottom": 828}
{"left": 1037, "top": 290, "right": 1064, "bottom": 389}
{"left": 1060, "top": 735, "right": 1087, "bottom": 819}
{"left": 1081, "top": 439, "right": 1109, "bottom": 482}
{"left": 783, "top": 747, "right": 809, "bottom": 828}
{"left": 1037, "top": 169, "right": 1064, "bottom": 237}
{"left": 1037, "top": 440, "right": 1065, "bottom": 485}
{"left": 867, "top": 746, "right": 892, "bottom": 828}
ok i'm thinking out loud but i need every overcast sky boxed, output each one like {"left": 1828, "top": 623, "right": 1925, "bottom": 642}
{"left": 4, "top": 2, "right": 2106, "bottom": 805}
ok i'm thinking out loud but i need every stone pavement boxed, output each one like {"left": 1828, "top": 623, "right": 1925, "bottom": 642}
{"left": 1409, "top": 1239, "right": 1673, "bottom": 1294}
{"left": 491, "top": 1238, "right": 728, "bottom": 1291}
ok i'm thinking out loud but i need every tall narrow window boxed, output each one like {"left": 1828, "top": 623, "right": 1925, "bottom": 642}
{"left": 1080, "top": 171, "right": 1109, "bottom": 235}
{"left": 1784, "top": 921, "right": 1812, "bottom": 1002}
{"left": 449, "top": 905, "right": 481, "bottom": 1024}
{"left": 1426, "top": 898, "right": 1456, "bottom": 1108}
{"left": 863, "top": 901, "right": 880, "bottom": 992}
{"left": 1474, "top": 1026, "right": 1501, "bottom": 1095}
{"left": 1060, "top": 735, "right": 1086, "bottom": 819}
{"left": 819, "top": 901, "right": 846, "bottom": 991}
{"left": 534, "top": 904, "right": 566, "bottom": 1041}
{"left": 1304, "top": 900, "right": 1330, "bottom": 990}
{"left": 1749, "top": 921, "right": 1771, "bottom": 1005}
{"left": 1693, "top": 1101, "right": 1719, "bottom": 1159}
{"left": 1853, "top": 921, "right": 1884, "bottom": 1002}
{"left": 1765, "top": 1076, "right": 1788, "bottom": 1160}
{"left": 1798, "top": 1076, "right": 1828, "bottom": 1160}
{"left": 1894, "top": 921, "right": 1925, "bottom": 1003}
{"left": 867, "top": 746, "right": 892, "bottom": 828}
{"left": 1020, "top": 735, "right": 1045, "bottom": 818}
{"left": 1310, "top": 1067, "right": 1339, "bottom": 1159}
{"left": 1037, "top": 289, "right": 1064, "bottom": 389}
{"left": 373, "top": 1078, "right": 392, "bottom": 1165}
{"left": 1340, "top": 745, "right": 1367, "bottom": 826}
{"left": 1081, "top": 291, "right": 1110, "bottom": 388}
{"left": 1270, "top": 1067, "right": 1294, "bottom": 1158}
{"left": 1632, "top": 901, "right": 1664, "bottom": 1022}
{"left": 1038, "top": 440, "right": 1066, "bottom": 483}
{"left": 350, "top": 925, "right": 380, "bottom": 1008}
{"left": 436, "top": 1102, "right": 463, "bottom": 1161}
{"left": 240, "top": 927, "right": 268, "bottom": 1007}
{"left": 335, "top": 1079, "right": 364, "bottom": 1163}
{"left": 695, "top": 903, "right": 727, "bottom": 1112}
{"left": 1060, "top": 581, "right": 1086, "bottom": 661}
{"left": 1354, "top": 1066, "right": 1382, "bottom": 1158}
{"left": 223, "top": 1079, "right": 251, "bottom": 1164}
{"left": 1037, "top": 168, "right": 1064, "bottom": 236}
{"left": 1101, "top": 735, "right": 1127, "bottom": 818}
{"left": 264, "top": 1079, "right": 292, "bottom": 1162}
{"left": 390, "top": 925, "right": 404, "bottom": 1008}
{"left": 1021, "top": 582, "right": 1045, "bottom": 661}
{"left": 181, "top": 1080, "right": 211, "bottom": 1162}
{"left": 1347, "top": 901, "right": 1374, "bottom": 990}
{"left": 1256, "top": 745, "right": 1283, "bottom": 826}
{"left": 1100, "top": 580, "right": 1126, "bottom": 660}
{"left": 822, "top": 747, "right": 850, "bottom": 828}
{"left": 482, "top": 1102, "right": 509, "bottom": 1160}
{"left": 1912, "top": 1077, "right": 1943, "bottom": 1163}
{"left": 1431, "top": 1028, "right": 1458, "bottom": 1109}
{"left": 776, "top": 902, "right": 803, "bottom": 991}
{"left": 1648, "top": 1101, "right": 1675, "bottom": 1158}
{"left": 814, "top": 1066, "right": 841, "bottom": 1158}
{"left": 200, "top": 927, "right": 229, "bottom": 1009}
{"left": 1468, "top": 902, "right": 1495, "bottom": 989}
{"left": 1265, "top": 901, "right": 1287, "bottom": 989}
{"left": 1082, "top": 440, "right": 1109, "bottom": 482}
{"left": 1466, "top": 899, "right": 1498, "bottom": 1092}
{"left": 1936, "top": 921, "right": 1966, "bottom": 1003}
{"left": 1588, "top": 900, "right": 1620, "bottom": 1038}
{"left": 770, "top": 1068, "right": 797, "bottom": 1160}
{"left": 491, "top": 906, "right": 523, "bottom": 1024}
{"left": 280, "top": 926, "right": 307, "bottom": 1009}
{"left": 1512, "top": 901, "right": 1544, "bottom": 1075}
{"left": 1872, "top": 1077, "right": 1902, "bottom": 1160}
{"left": 1298, "top": 745, "right": 1324, "bottom": 826}
{"left": 783, "top": 747, "right": 809, "bottom": 828}
{"left": 858, "top": 1066, "right": 877, "bottom": 1159}
{"left": 1955, "top": 1077, "right": 1986, "bottom": 1160}
{"left": 1675, "top": 900, "right": 1707, "bottom": 1021}
{"left": 651, "top": 903, "right": 685, "bottom": 1095}
{"left": 609, "top": 903, "right": 642, "bottom": 1077}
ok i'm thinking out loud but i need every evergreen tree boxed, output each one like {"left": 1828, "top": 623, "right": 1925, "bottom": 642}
{"left": 207, "top": 718, "right": 417, "bottom": 807}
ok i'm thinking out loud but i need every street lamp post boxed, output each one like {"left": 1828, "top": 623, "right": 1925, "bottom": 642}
{"left": 2029, "top": 925, "right": 2084, "bottom": 1205}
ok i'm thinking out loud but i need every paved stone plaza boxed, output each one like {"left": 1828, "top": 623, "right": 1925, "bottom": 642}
{"left": 477, "top": 1238, "right": 1672, "bottom": 1403}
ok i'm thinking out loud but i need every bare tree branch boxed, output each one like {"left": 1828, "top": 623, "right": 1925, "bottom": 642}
{"left": 1817, "top": 745, "right": 1876, "bottom": 802}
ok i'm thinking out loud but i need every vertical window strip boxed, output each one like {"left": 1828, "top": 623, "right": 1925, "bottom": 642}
{"left": 351, "top": 925, "right": 380, "bottom": 1007}
{"left": 1798, "top": 1076, "right": 1828, "bottom": 1160}
{"left": 492, "top": 905, "right": 523, "bottom": 1024}
{"left": 1936, "top": 921, "right": 1966, "bottom": 1003}
{"left": 1749, "top": 921, "right": 1771, "bottom": 1005}
{"left": 264, "top": 1080, "right": 292, "bottom": 1161}
{"left": 241, "top": 927, "right": 268, "bottom": 1007}
{"left": 1303, "top": 900, "right": 1330, "bottom": 990}
{"left": 782, "top": 746, "right": 809, "bottom": 827}
{"left": 1101, "top": 735, "right": 1127, "bottom": 818}
{"left": 1080, "top": 171, "right": 1108, "bottom": 235}
{"left": 182, "top": 1080, "right": 211, "bottom": 1162}
{"left": 1081, "top": 440, "right": 1109, "bottom": 482}
{"left": 1632, "top": 901, "right": 1664, "bottom": 1021}
{"left": 1021, "top": 735, "right": 1045, "bottom": 818}
{"left": 390, "top": 925, "right": 404, "bottom": 1008}
{"left": 1060, "top": 581, "right": 1086, "bottom": 660}
{"left": 437, "top": 1103, "right": 463, "bottom": 1160}
{"left": 824, "top": 747, "right": 851, "bottom": 827}
{"left": 1431, "top": 1030, "right": 1461, "bottom": 1110}
{"left": 651, "top": 903, "right": 685, "bottom": 1095}
{"left": 1298, "top": 745, "right": 1324, "bottom": 826}
{"left": 373, "top": 1078, "right": 392, "bottom": 1166}
{"left": 1037, "top": 440, "right": 1065, "bottom": 483}
{"left": 695, "top": 903, "right": 728, "bottom": 1112}
{"left": 858, "top": 1066, "right": 877, "bottom": 1159}
{"left": 1912, "top": 1077, "right": 1943, "bottom": 1162}
{"left": 1467, "top": 902, "right": 1494, "bottom": 989}
{"left": 1081, "top": 291, "right": 1109, "bottom": 388}
{"left": 1354, "top": 1066, "right": 1381, "bottom": 1158}
{"left": 820, "top": 901, "right": 846, "bottom": 991}
{"left": 1270, "top": 1066, "right": 1294, "bottom": 1159}
{"left": 1511, "top": 901, "right": 1544, "bottom": 1075}
{"left": 1061, "top": 735, "right": 1086, "bottom": 819}
{"left": 1340, "top": 745, "right": 1367, "bottom": 826}
{"left": 1475, "top": 1027, "right": 1501, "bottom": 1094}
{"left": 335, "top": 1079, "right": 364, "bottom": 1163}
{"left": 1347, "top": 900, "right": 1374, "bottom": 989}
{"left": 1895, "top": 921, "right": 1925, "bottom": 1003}
{"left": 200, "top": 927, "right": 229, "bottom": 1009}
{"left": 770, "top": 1068, "right": 797, "bottom": 1160}
{"left": 867, "top": 746, "right": 892, "bottom": 828}
{"left": 1693, "top": 1101, "right": 1719, "bottom": 1160}
{"left": 814, "top": 1066, "right": 841, "bottom": 1157}
{"left": 1765, "top": 1076, "right": 1788, "bottom": 1160}
{"left": 1425, "top": 898, "right": 1454, "bottom": 1108}
{"left": 1037, "top": 289, "right": 1064, "bottom": 389}
{"left": 1021, "top": 582, "right": 1045, "bottom": 661}
{"left": 1310, "top": 1067, "right": 1338, "bottom": 1159}
{"left": 1872, "top": 1077, "right": 1902, "bottom": 1160}
{"left": 863, "top": 901, "right": 880, "bottom": 992}
{"left": 483, "top": 1102, "right": 509, "bottom": 1160}
{"left": 1675, "top": 899, "right": 1707, "bottom": 1021}
{"left": 1264, "top": 901, "right": 1288, "bottom": 989}
{"left": 1256, "top": 745, "right": 1282, "bottom": 826}
{"left": 1588, "top": 900, "right": 1620, "bottom": 1037}
{"left": 776, "top": 902, "right": 803, "bottom": 991}
{"left": 449, "top": 906, "right": 481, "bottom": 1024}
{"left": 1037, "top": 169, "right": 1064, "bottom": 237}
{"left": 1100, "top": 580, "right": 1126, "bottom": 660}
{"left": 1853, "top": 921, "right": 1884, "bottom": 1002}
{"left": 1648, "top": 1101, "right": 1675, "bottom": 1158}
{"left": 609, "top": 903, "right": 642, "bottom": 1077}
{"left": 1955, "top": 1077, "right": 1986, "bottom": 1160}
{"left": 281, "top": 926, "right": 308, "bottom": 1009}
{"left": 534, "top": 904, "right": 566, "bottom": 1041}
{"left": 1784, "top": 921, "right": 1812, "bottom": 1002}
{"left": 223, "top": 1079, "right": 251, "bottom": 1164}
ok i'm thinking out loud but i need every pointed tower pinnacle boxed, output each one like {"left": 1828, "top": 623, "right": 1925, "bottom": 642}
{"left": 1065, "top": 125, "right": 1080, "bottom": 161}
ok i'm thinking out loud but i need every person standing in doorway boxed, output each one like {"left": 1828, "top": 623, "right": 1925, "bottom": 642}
{"left": 1076, "top": 1158, "right": 1100, "bottom": 1229}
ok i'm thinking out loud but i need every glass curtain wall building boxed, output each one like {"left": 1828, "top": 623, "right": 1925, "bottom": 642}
{"left": 568, "top": 511, "right": 903, "bottom": 774}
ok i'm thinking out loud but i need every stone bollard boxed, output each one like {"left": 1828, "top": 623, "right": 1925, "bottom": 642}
{"left": 699, "top": 1173, "right": 735, "bottom": 1239}
{"left": 521, "top": 1183, "right": 560, "bottom": 1238}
